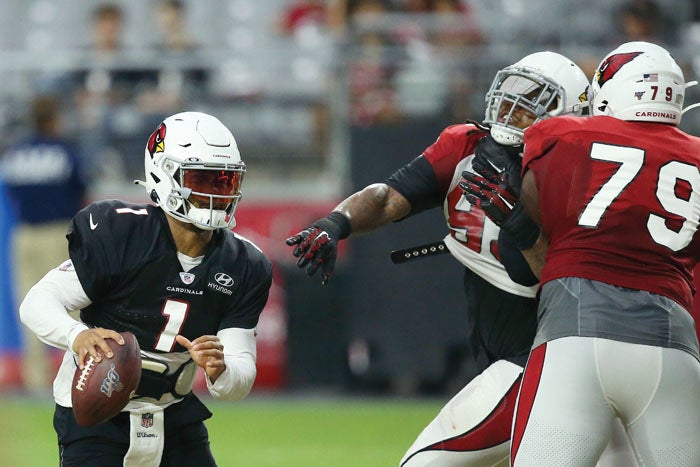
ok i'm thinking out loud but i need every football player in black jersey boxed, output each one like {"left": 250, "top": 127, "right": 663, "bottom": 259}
{"left": 20, "top": 111, "right": 273, "bottom": 467}
{"left": 286, "top": 53, "right": 636, "bottom": 466}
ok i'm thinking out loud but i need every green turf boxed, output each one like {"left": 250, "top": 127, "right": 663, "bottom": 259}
{"left": 0, "top": 395, "right": 443, "bottom": 466}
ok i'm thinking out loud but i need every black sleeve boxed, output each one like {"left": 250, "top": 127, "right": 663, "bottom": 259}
{"left": 383, "top": 156, "right": 443, "bottom": 217}
{"left": 67, "top": 201, "right": 123, "bottom": 301}
{"left": 498, "top": 230, "right": 539, "bottom": 287}
{"left": 67, "top": 200, "right": 156, "bottom": 302}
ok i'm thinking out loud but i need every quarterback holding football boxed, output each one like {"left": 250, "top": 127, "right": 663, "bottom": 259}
{"left": 20, "top": 111, "right": 273, "bottom": 467}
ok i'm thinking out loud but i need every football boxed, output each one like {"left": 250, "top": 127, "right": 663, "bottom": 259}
{"left": 71, "top": 331, "right": 142, "bottom": 427}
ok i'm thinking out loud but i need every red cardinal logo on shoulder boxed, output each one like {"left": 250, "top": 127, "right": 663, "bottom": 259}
{"left": 596, "top": 52, "right": 642, "bottom": 87}
{"left": 147, "top": 123, "right": 167, "bottom": 158}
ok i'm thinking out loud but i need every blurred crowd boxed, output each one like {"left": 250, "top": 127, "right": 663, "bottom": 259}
{"left": 0, "top": 0, "right": 695, "bottom": 198}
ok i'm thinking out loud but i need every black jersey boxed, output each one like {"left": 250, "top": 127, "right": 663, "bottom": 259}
{"left": 67, "top": 200, "right": 272, "bottom": 354}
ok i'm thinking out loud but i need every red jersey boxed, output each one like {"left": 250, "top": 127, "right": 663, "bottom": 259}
{"left": 421, "top": 124, "right": 537, "bottom": 297}
{"left": 522, "top": 115, "right": 700, "bottom": 311}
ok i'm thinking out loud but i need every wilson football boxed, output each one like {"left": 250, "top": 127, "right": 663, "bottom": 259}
{"left": 71, "top": 331, "right": 142, "bottom": 426}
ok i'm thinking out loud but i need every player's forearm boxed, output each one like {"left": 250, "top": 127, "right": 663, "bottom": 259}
{"left": 519, "top": 233, "right": 549, "bottom": 279}
{"left": 207, "top": 327, "right": 257, "bottom": 400}
{"left": 334, "top": 183, "right": 410, "bottom": 235}
{"left": 207, "top": 354, "right": 256, "bottom": 400}
{"left": 517, "top": 170, "right": 547, "bottom": 277}
{"left": 19, "top": 268, "right": 91, "bottom": 351}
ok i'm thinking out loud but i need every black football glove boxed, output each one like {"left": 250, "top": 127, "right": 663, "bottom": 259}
{"left": 459, "top": 172, "right": 516, "bottom": 226}
{"left": 471, "top": 135, "right": 523, "bottom": 196}
{"left": 459, "top": 171, "right": 540, "bottom": 251}
{"left": 285, "top": 212, "right": 351, "bottom": 285}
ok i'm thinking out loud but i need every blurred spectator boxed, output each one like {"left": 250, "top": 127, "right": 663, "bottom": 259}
{"left": 617, "top": 0, "right": 665, "bottom": 43}
{"left": 0, "top": 95, "right": 86, "bottom": 395}
{"left": 278, "top": 0, "right": 328, "bottom": 36}
{"left": 343, "top": 0, "right": 486, "bottom": 124}
{"left": 387, "top": 0, "right": 483, "bottom": 48}
{"left": 346, "top": 0, "right": 402, "bottom": 126}
{"left": 153, "top": 0, "right": 198, "bottom": 52}
{"left": 70, "top": 3, "right": 162, "bottom": 184}
{"left": 136, "top": 0, "right": 208, "bottom": 122}
{"left": 75, "top": 3, "right": 158, "bottom": 96}
{"left": 91, "top": 3, "right": 122, "bottom": 55}
{"left": 430, "top": 0, "right": 483, "bottom": 47}
{"left": 579, "top": 0, "right": 675, "bottom": 80}
{"left": 277, "top": 0, "right": 347, "bottom": 50}
{"left": 393, "top": 0, "right": 484, "bottom": 119}
{"left": 328, "top": 0, "right": 383, "bottom": 39}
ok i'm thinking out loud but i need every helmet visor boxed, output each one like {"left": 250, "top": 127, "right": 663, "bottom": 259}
{"left": 184, "top": 169, "right": 243, "bottom": 196}
{"left": 499, "top": 74, "right": 546, "bottom": 97}
{"left": 183, "top": 168, "right": 244, "bottom": 209}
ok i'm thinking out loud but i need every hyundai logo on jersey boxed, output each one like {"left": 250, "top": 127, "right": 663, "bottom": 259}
{"left": 214, "top": 273, "right": 233, "bottom": 287}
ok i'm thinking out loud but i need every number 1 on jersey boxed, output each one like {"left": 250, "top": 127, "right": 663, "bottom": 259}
{"left": 155, "top": 299, "right": 189, "bottom": 352}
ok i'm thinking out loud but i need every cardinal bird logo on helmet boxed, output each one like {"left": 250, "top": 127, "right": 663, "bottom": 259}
{"left": 147, "top": 123, "right": 166, "bottom": 158}
{"left": 596, "top": 52, "right": 643, "bottom": 88}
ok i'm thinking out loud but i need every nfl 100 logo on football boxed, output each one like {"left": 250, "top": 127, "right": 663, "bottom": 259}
{"left": 100, "top": 363, "right": 122, "bottom": 397}
{"left": 208, "top": 272, "right": 234, "bottom": 295}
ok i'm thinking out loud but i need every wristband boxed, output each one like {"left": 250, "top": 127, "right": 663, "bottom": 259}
{"left": 501, "top": 204, "right": 540, "bottom": 250}
{"left": 315, "top": 212, "right": 352, "bottom": 240}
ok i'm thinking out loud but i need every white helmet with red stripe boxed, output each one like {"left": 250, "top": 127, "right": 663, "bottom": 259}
{"left": 137, "top": 111, "right": 246, "bottom": 230}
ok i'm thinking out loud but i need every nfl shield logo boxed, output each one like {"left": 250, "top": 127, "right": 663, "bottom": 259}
{"left": 141, "top": 413, "right": 154, "bottom": 428}
{"left": 179, "top": 272, "right": 195, "bottom": 285}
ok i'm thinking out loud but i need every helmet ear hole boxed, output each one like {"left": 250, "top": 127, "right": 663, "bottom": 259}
{"left": 149, "top": 190, "right": 159, "bottom": 203}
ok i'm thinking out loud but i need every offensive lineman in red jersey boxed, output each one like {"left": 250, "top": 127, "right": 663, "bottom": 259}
{"left": 467, "top": 41, "right": 700, "bottom": 466}
{"left": 286, "top": 52, "right": 633, "bottom": 466}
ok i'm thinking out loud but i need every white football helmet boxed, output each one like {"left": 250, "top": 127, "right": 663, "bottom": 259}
{"left": 589, "top": 41, "right": 685, "bottom": 125}
{"left": 484, "top": 51, "right": 589, "bottom": 145}
{"left": 136, "top": 111, "right": 245, "bottom": 230}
